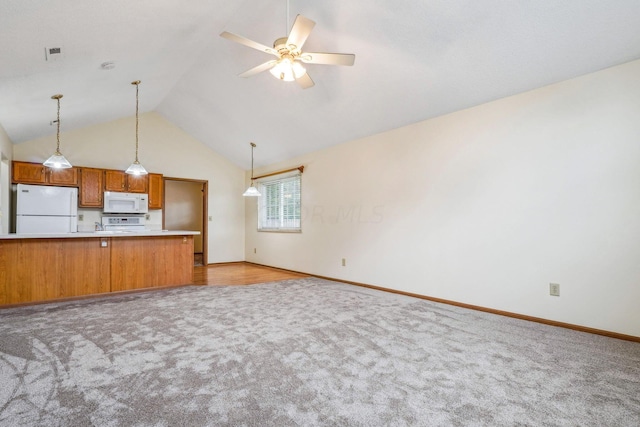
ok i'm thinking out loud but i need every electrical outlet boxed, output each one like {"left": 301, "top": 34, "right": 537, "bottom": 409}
{"left": 78, "top": 214, "right": 84, "bottom": 221}
{"left": 342, "top": 258, "right": 346, "bottom": 267}
{"left": 254, "top": 248, "right": 256, "bottom": 254}
{"left": 208, "top": 216, "right": 212, "bottom": 221}
{"left": 145, "top": 214, "right": 150, "bottom": 220}
{"left": 549, "top": 283, "right": 560, "bottom": 297}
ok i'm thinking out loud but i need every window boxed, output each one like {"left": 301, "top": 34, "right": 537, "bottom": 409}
{"left": 257, "top": 173, "right": 301, "bottom": 232}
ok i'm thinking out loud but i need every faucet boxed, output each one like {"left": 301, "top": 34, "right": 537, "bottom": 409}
{"left": 95, "top": 222, "right": 103, "bottom": 231}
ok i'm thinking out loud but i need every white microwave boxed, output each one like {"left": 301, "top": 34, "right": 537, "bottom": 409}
{"left": 103, "top": 192, "right": 149, "bottom": 214}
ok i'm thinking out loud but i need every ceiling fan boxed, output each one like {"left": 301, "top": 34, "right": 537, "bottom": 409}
{"left": 220, "top": 13, "right": 355, "bottom": 89}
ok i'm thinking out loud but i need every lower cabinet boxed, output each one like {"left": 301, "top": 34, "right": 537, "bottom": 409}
{"left": 0, "top": 235, "right": 194, "bottom": 305}
{"left": 0, "top": 238, "right": 110, "bottom": 304}
{"left": 110, "top": 236, "right": 194, "bottom": 291}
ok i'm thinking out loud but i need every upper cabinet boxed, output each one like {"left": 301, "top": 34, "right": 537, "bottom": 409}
{"left": 79, "top": 168, "right": 104, "bottom": 208}
{"left": 104, "top": 170, "right": 126, "bottom": 192}
{"left": 49, "top": 168, "right": 79, "bottom": 186}
{"left": 12, "top": 161, "right": 78, "bottom": 186}
{"left": 148, "top": 173, "right": 163, "bottom": 209}
{"left": 127, "top": 174, "right": 148, "bottom": 193}
{"left": 13, "top": 161, "right": 164, "bottom": 209}
{"left": 104, "top": 170, "right": 148, "bottom": 193}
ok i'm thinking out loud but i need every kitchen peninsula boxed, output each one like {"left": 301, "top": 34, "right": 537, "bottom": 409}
{"left": 0, "top": 231, "right": 198, "bottom": 306}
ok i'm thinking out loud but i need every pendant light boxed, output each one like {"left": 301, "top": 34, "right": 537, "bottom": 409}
{"left": 243, "top": 142, "right": 261, "bottom": 197}
{"left": 43, "top": 94, "right": 72, "bottom": 169}
{"left": 125, "top": 80, "right": 148, "bottom": 175}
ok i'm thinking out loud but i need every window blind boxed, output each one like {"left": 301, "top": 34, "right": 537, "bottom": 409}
{"left": 257, "top": 173, "right": 301, "bottom": 231}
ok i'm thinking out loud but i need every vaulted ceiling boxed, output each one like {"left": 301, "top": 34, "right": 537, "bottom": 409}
{"left": 2, "top": 1, "right": 640, "bottom": 169}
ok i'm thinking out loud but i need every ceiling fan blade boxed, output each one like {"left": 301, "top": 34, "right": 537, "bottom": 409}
{"left": 239, "top": 60, "right": 278, "bottom": 78}
{"left": 296, "top": 72, "right": 315, "bottom": 89}
{"left": 220, "top": 31, "right": 278, "bottom": 56}
{"left": 286, "top": 15, "right": 316, "bottom": 51}
{"left": 300, "top": 52, "right": 356, "bottom": 66}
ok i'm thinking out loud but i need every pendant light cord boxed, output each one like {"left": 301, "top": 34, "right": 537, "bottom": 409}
{"left": 250, "top": 142, "right": 256, "bottom": 183}
{"left": 50, "top": 94, "right": 63, "bottom": 154}
{"left": 55, "top": 97, "right": 61, "bottom": 153}
{"left": 134, "top": 81, "right": 140, "bottom": 162}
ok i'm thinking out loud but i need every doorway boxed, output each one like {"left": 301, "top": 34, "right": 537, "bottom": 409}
{"left": 163, "top": 178, "right": 208, "bottom": 266}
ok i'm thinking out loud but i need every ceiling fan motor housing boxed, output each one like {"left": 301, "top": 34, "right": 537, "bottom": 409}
{"left": 274, "top": 37, "right": 300, "bottom": 58}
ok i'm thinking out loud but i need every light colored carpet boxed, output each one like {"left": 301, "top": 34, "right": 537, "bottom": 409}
{"left": 0, "top": 278, "right": 639, "bottom": 426}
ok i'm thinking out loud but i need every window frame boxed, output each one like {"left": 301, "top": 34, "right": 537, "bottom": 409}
{"left": 256, "top": 171, "right": 302, "bottom": 233}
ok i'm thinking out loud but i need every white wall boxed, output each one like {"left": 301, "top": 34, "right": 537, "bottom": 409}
{"left": 13, "top": 112, "right": 245, "bottom": 263}
{"left": 245, "top": 59, "right": 640, "bottom": 337}
{"left": 0, "top": 124, "right": 13, "bottom": 234}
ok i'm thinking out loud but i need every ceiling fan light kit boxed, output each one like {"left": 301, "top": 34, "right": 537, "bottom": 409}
{"left": 269, "top": 59, "right": 307, "bottom": 82}
{"left": 221, "top": 10, "right": 355, "bottom": 89}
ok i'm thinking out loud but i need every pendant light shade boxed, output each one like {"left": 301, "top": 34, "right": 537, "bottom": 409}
{"left": 242, "top": 185, "right": 261, "bottom": 197}
{"left": 125, "top": 80, "right": 148, "bottom": 175}
{"left": 125, "top": 160, "right": 147, "bottom": 176}
{"left": 43, "top": 94, "right": 72, "bottom": 169}
{"left": 243, "top": 142, "right": 261, "bottom": 197}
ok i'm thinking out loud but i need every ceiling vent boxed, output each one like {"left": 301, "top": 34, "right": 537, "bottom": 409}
{"left": 45, "top": 46, "right": 64, "bottom": 62}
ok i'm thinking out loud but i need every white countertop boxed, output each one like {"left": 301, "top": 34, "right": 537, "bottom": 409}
{"left": 0, "top": 230, "right": 200, "bottom": 240}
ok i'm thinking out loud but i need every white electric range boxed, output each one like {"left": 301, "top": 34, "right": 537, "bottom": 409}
{"left": 101, "top": 215, "right": 146, "bottom": 231}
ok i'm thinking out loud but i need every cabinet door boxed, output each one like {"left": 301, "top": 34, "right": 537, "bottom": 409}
{"left": 12, "top": 161, "right": 47, "bottom": 184}
{"left": 104, "top": 170, "right": 126, "bottom": 191}
{"left": 148, "top": 173, "right": 163, "bottom": 209}
{"left": 126, "top": 174, "right": 148, "bottom": 193}
{"left": 79, "top": 168, "right": 104, "bottom": 207}
{"left": 48, "top": 167, "right": 78, "bottom": 186}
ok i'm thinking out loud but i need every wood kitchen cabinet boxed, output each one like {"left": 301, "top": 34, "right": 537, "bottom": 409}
{"left": 110, "top": 235, "right": 193, "bottom": 292}
{"left": 0, "top": 233, "right": 194, "bottom": 305}
{"left": 12, "top": 162, "right": 46, "bottom": 183}
{"left": 12, "top": 161, "right": 78, "bottom": 186}
{"left": 127, "top": 174, "right": 148, "bottom": 193}
{"left": 79, "top": 168, "right": 104, "bottom": 207}
{"left": 0, "top": 238, "right": 111, "bottom": 305}
{"left": 13, "top": 162, "right": 163, "bottom": 206}
{"left": 104, "top": 170, "right": 148, "bottom": 193}
{"left": 104, "top": 170, "right": 126, "bottom": 191}
{"left": 148, "top": 173, "right": 163, "bottom": 209}
{"left": 48, "top": 168, "right": 79, "bottom": 185}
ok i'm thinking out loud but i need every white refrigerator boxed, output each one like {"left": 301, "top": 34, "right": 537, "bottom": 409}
{"left": 16, "top": 184, "right": 78, "bottom": 234}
